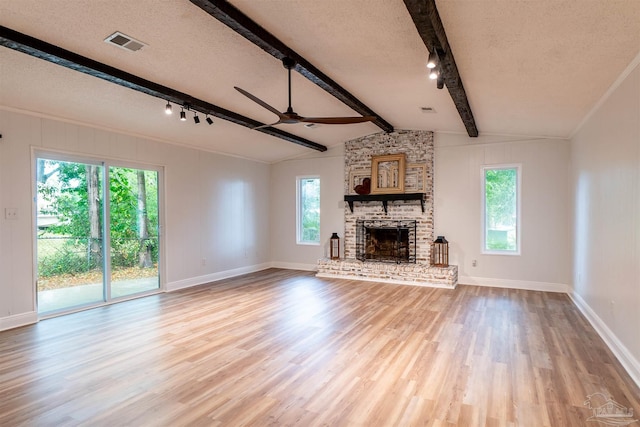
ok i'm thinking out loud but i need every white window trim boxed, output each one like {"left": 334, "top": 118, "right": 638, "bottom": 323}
{"left": 481, "top": 164, "right": 522, "bottom": 256}
{"left": 296, "top": 175, "right": 320, "bottom": 246}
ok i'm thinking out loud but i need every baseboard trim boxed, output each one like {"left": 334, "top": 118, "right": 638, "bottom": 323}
{"left": 0, "top": 311, "right": 38, "bottom": 331}
{"left": 166, "top": 262, "right": 272, "bottom": 292}
{"left": 270, "top": 262, "right": 318, "bottom": 272}
{"left": 459, "top": 276, "right": 569, "bottom": 293}
{"left": 569, "top": 291, "right": 640, "bottom": 389}
{"left": 315, "top": 272, "right": 457, "bottom": 289}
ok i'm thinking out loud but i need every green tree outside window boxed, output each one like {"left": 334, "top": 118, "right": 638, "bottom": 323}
{"left": 298, "top": 177, "right": 320, "bottom": 244}
{"left": 484, "top": 167, "right": 519, "bottom": 252}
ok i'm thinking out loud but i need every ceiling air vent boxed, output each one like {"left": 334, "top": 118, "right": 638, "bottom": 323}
{"left": 104, "top": 32, "right": 146, "bottom": 52}
{"left": 420, "top": 107, "right": 437, "bottom": 114}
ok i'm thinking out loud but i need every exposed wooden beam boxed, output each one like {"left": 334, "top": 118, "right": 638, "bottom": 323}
{"left": 189, "top": 0, "right": 394, "bottom": 134}
{"left": 403, "top": 0, "right": 479, "bottom": 137}
{"left": 0, "top": 25, "right": 327, "bottom": 152}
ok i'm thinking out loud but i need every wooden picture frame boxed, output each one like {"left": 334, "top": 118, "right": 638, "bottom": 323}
{"left": 370, "top": 154, "right": 406, "bottom": 194}
{"left": 405, "top": 163, "right": 427, "bottom": 192}
{"left": 348, "top": 169, "right": 371, "bottom": 194}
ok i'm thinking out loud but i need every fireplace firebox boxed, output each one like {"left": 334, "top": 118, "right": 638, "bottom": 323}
{"left": 356, "top": 220, "right": 417, "bottom": 263}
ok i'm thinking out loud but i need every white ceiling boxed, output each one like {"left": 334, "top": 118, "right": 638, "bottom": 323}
{"left": 1, "top": 0, "right": 639, "bottom": 163}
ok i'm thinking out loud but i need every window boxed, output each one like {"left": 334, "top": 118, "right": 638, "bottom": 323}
{"left": 297, "top": 177, "right": 320, "bottom": 245}
{"left": 482, "top": 165, "right": 521, "bottom": 254}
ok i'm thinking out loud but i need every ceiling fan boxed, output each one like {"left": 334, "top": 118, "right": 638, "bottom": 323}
{"left": 234, "top": 57, "right": 376, "bottom": 129}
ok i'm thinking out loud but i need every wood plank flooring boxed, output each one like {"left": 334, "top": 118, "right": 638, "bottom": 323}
{"left": 0, "top": 269, "right": 638, "bottom": 426}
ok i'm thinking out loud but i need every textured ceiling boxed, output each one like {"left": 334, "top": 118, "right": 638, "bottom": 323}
{"left": 1, "top": 0, "right": 639, "bottom": 163}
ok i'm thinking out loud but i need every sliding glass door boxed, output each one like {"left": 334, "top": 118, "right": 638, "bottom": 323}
{"left": 36, "top": 154, "right": 161, "bottom": 315}
{"left": 109, "top": 166, "right": 160, "bottom": 299}
{"left": 36, "top": 159, "right": 105, "bottom": 312}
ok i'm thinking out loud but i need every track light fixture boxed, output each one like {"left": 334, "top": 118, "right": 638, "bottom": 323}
{"left": 164, "top": 102, "right": 214, "bottom": 126}
{"left": 427, "top": 50, "right": 445, "bottom": 87}
{"left": 426, "top": 51, "right": 438, "bottom": 69}
{"left": 437, "top": 72, "right": 444, "bottom": 90}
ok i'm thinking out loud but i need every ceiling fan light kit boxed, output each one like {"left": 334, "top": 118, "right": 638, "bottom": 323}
{"left": 235, "top": 57, "right": 376, "bottom": 129}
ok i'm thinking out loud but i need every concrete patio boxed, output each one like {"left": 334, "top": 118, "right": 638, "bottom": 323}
{"left": 38, "top": 277, "right": 159, "bottom": 313}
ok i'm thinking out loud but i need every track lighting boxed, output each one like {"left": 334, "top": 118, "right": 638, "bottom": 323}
{"left": 437, "top": 72, "right": 444, "bottom": 90}
{"left": 164, "top": 102, "right": 213, "bottom": 126}
{"left": 427, "top": 51, "right": 438, "bottom": 69}
{"left": 427, "top": 51, "right": 444, "bottom": 86}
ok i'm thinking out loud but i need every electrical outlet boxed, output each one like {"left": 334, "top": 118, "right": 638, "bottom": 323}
{"left": 5, "top": 208, "right": 18, "bottom": 220}
{"left": 472, "top": 259, "right": 477, "bottom": 267}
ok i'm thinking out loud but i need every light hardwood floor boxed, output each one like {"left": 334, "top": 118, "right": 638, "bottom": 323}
{"left": 0, "top": 269, "right": 638, "bottom": 426}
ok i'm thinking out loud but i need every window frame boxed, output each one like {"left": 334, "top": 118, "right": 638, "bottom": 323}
{"left": 481, "top": 164, "right": 522, "bottom": 256}
{"left": 296, "top": 175, "right": 321, "bottom": 246}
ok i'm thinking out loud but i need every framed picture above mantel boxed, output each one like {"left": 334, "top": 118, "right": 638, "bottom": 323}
{"left": 370, "top": 153, "right": 406, "bottom": 194}
{"left": 405, "top": 163, "right": 427, "bottom": 193}
{"left": 348, "top": 169, "right": 371, "bottom": 195}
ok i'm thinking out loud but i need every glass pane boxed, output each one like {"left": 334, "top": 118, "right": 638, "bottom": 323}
{"left": 485, "top": 168, "right": 517, "bottom": 251}
{"left": 299, "top": 178, "right": 320, "bottom": 243}
{"left": 37, "top": 159, "right": 105, "bottom": 313}
{"left": 109, "top": 167, "right": 160, "bottom": 298}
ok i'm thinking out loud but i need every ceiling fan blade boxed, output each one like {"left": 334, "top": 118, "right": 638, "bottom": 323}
{"left": 237, "top": 59, "right": 376, "bottom": 129}
{"left": 234, "top": 86, "right": 286, "bottom": 119}
{"left": 300, "top": 116, "right": 376, "bottom": 125}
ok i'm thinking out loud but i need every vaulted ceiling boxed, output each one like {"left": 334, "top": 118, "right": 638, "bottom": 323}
{"left": 1, "top": 0, "right": 639, "bottom": 163}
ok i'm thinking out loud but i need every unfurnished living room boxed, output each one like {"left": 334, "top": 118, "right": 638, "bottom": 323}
{"left": 0, "top": 1, "right": 639, "bottom": 426}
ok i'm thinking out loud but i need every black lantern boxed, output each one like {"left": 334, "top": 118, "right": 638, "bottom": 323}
{"left": 330, "top": 233, "right": 340, "bottom": 260}
{"left": 431, "top": 235, "right": 449, "bottom": 267}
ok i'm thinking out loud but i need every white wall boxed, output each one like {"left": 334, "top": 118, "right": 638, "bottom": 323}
{"left": 434, "top": 134, "right": 571, "bottom": 291}
{"left": 269, "top": 146, "right": 345, "bottom": 269}
{"left": 0, "top": 109, "right": 271, "bottom": 329}
{"left": 570, "top": 60, "right": 640, "bottom": 383}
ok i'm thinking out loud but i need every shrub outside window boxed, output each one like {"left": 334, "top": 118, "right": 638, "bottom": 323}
{"left": 482, "top": 165, "right": 521, "bottom": 255}
{"left": 297, "top": 177, "right": 320, "bottom": 245}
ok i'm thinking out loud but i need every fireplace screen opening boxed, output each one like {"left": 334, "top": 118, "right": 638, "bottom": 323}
{"left": 356, "top": 220, "right": 417, "bottom": 264}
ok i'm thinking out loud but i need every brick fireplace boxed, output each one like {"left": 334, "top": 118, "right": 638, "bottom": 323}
{"left": 316, "top": 130, "right": 458, "bottom": 288}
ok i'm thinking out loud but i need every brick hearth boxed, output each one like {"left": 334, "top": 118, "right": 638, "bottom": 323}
{"left": 316, "top": 258, "right": 458, "bottom": 288}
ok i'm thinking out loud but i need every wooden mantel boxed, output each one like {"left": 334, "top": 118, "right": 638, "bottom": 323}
{"left": 344, "top": 193, "right": 425, "bottom": 214}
